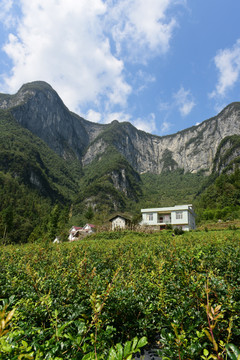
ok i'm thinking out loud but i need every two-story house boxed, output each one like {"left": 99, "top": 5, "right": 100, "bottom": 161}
{"left": 141, "top": 204, "right": 196, "bottom": 231}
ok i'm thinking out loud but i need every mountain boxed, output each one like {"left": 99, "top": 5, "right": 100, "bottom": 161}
{"left": 0, "top": 80, "right": 240, "bottom": 240}
{"left": 0, "top": 108, "right": 84, "bottom": 243}
{"left": 1, "top": 81, "right": 240, "bottom": 176}
{"left": 0, "top": 81, "right": 104, "bottom": 161}
{"left": 212, "top": 134, "right": 240, "bottom": 174}
{"left": 0, "top": 108, "right": 83, "bottom": 201}
{"left": 83, "top": 104, "right": 240, "bottom": 175}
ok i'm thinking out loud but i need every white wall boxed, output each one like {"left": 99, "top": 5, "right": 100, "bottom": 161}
{"left": 171, "top": 210, "right": 188, "bottom": 225}
{"left": 142, "top": 208, "right": 196, "bottom": 230}
{"left": 112, "top": 217, "right": 126, "bottom": 230}
{"left": 142, "top": 212, "right": 158, "bottom": 225}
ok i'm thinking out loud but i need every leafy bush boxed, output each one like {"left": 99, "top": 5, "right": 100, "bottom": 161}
{"left": 174, "top": 227, "right": 184, "bottom": 235}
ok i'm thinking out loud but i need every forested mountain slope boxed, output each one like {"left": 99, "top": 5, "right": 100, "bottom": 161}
{"left": 0, "top": 109, "right": 81, "bottom": 242}
{"left": 0, "top": 81, "right": 240, "bottom": 242}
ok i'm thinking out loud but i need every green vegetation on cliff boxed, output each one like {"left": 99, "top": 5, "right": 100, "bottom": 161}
{"left": 140, "top": 169, "right": 205, "bottom": 208}
{"left": 0, "top": 110, "right": 82, "bottom": 243}
{"left": 195, "top": 167, "right": 240, "bottom": 222}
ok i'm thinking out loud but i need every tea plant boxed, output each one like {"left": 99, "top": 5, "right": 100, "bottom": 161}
{"left": 0, "top": 230, "right": 239, "bottom": 359}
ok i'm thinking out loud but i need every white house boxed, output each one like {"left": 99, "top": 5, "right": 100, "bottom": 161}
{"left": 109, "top": 215, "right": 132, "bottom": 230}
{"left": 141, "top": 204, "right": 196, "bottom": 231}
{"left": 68, "top": 224, "right": 96, "bottom": 241}
{"left": 68, "top": 226, "right": 83, "bottom": 241}
{"left": 83, "top": 224, "right": 95, "bottom": 233}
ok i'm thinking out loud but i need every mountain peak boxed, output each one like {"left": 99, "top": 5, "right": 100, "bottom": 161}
{"left": 18, "top": 80, "right": 54, "bottom": 94}
{"left": 0, "top": 80, "right": 59, "bottom": 111}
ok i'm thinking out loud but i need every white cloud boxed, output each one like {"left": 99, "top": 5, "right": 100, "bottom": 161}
{"left": 160, "top": 121, "right": 172, "bottom": 134}
{"left": 103, "top": 111, "right": 131, "bottom": 124}
{"left": 210, "top": 39, "right": 240, "bottom": 98}
{"left": 108, "top": 0, "right": 179, "bottom": 62}
{"left": 86, "top": 109, "right": 102, "bottom": 123}
{"left": 158, "top": 100, "right": 171, "bottom": 112}
{"left": 133, "top": 113, "right": 156, "bottom": 133}
{"left": 0, "top": 0, "right": 15, "bottom": 27}
{"left": 1, "top": 0, "right": 131, "bottom": 113}
{"left": 134, "top": 70, "right": 156, "bottom": 93}
{"left": 86, "top": 110, "right": 157, "bottom": 134}
{"left": 173, "top": 86, "right": 196, "bottom": 116}
{"left": 212, "top": 101, "right": 228, "bottom": 116}
{"left": 0, "top": 0, "right": 185, "bottom": 135}
{"left": 85, "top": 110, "right": 157, "bottom": 135}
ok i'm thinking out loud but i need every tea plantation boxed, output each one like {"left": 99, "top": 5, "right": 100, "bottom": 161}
{"left": 0, "top": 230, "right": 240, "bottom": 359}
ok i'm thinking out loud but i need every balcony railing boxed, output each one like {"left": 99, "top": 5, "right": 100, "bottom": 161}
{"left": 158, "top": 218, "right": 171, "bottom": 224}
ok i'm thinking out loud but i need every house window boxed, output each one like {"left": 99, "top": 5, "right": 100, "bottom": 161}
{"left": 146, "top": 213, "right": 153, "bottom": 221}
{"left": 176, "top": 211, "right": 183, "bottom": 219}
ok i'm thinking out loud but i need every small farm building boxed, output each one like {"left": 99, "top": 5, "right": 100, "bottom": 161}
{"left": 109, "top": 214, "right": 132, "bottom": 230}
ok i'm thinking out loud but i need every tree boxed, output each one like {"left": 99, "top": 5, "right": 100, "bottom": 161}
{"left": 47, "top": 204, "right": 60, "bottom": 241}
{"left": 84, "top": 206, "right": 94, "bottom": 221}
{"left": 1, "top": 205, "right": 14, "bottom": 240}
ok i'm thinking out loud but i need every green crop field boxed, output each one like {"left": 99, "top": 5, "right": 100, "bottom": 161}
{"left": 1, "top": 230, "right": 240, "bottom": 359}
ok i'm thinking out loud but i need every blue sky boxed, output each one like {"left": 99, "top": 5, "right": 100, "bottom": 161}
{"left": 0, "top": 0, "right": 240, "bottom": 135}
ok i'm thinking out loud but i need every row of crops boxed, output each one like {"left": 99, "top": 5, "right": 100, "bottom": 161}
{"left": 0, "top": 230, "right": 240, "bottom": 359}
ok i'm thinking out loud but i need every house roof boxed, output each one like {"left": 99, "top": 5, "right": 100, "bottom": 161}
{"left": 109, "top": 214, "right": 132, "bottom": 222}
{"left": 84, "top": 223, "right": 95, "bottom": 228}
{"left": 141, "top": 204, "right": 195, "bottom": 214}
{"left": 71, "top": 226, "right": 83, "bottom": 231}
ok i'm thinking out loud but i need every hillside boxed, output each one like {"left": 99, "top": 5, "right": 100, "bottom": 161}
{"left": 0, "top": 109, "right": 82, "bottom": 199}
{"left": 0, "top": 81, "right": 240, "bottom": 241}
{"left": 0, "top": 109, "right": 82, "bottom": 242}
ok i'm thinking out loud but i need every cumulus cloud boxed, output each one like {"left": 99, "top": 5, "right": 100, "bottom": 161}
{"left": 0, "top": 0, "right": 15, "bottom": 27}
{"left": 86, "top": 109, "right": 102, "bottom": 123}
{"left": 133, "top": 113, "right": 157, "bottom": 133}
{"left": 86, "top": 109, "right": 157, "bottom": 134}
{"left": 173, "top": 86, "right": 196, "bottom": 116}
{"left": 86, "top": 109, "right": 132, "bottom": 124}
{"left": 108, "top": 0, "right": 178, "bottom": 62}
{"left": 210, "top": 39, "right": 240, "bottom": 98}
{"left": 102, "top": 111, "right": 131, "bottom": 124}
{"left": 0, "top": 0, "right": 184, "bottom": 132}
{"left": 1, "top": 0, "right": 131, "bottom": 113}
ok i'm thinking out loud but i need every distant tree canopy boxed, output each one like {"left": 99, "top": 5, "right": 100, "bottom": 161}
{"left": 194, "top": 167, "right": 240, "bottom": 222}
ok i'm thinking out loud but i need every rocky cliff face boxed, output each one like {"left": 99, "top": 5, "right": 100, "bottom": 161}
{"left": 0, "top": 81, "right": 104, "bottom": 160}
{"left": 1, "top": 81, "right": 240, "bottom": 175}
{"left": 83, "top": 103, "right": 240, "bottom": 175}
{"left": 212, "top": 135, "right": 240, "bottom": 174}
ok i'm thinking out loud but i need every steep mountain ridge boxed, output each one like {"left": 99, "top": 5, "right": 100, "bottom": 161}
{"left": 0, "top": 109, "right": 82, "bottom": 201}
{"left": 212, "top": 134, "right": 240, "bottom": 174}
{"left": 83, "top": 103, "right": 240, "bottom": 174}
{"left": 0, "top": 81, "right": 104, "bottom": 161}
{"left": 1, "top": 81, "right": 240, "bottom": 176}
{"left": 1, "top": 81, "right": 240, "bottom": 240}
